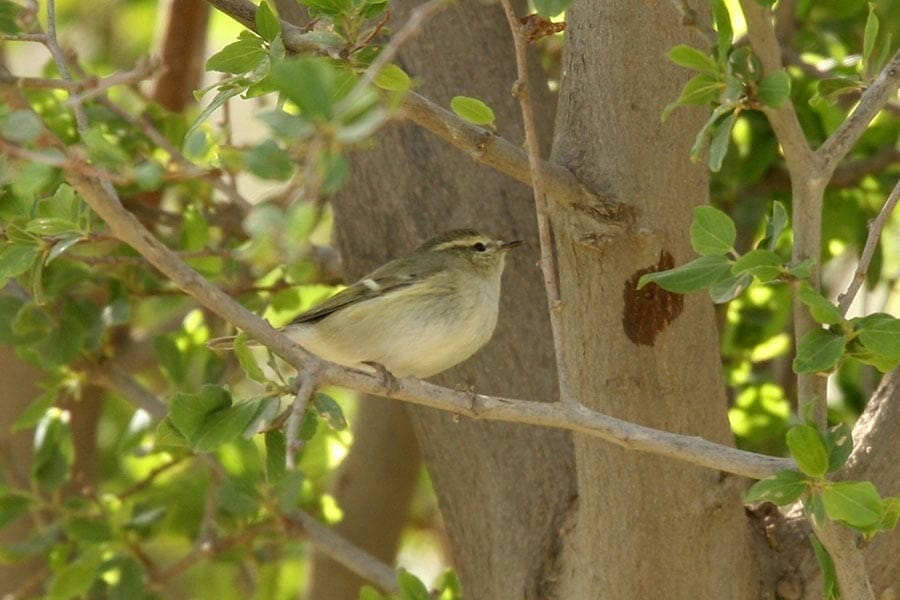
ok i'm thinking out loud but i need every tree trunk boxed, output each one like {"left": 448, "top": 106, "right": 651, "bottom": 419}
{"left": 327, "top": 2, "right": 578, "bottom": 597}
{"left": 549, "top": 2, "right": 759, "bottom": 597}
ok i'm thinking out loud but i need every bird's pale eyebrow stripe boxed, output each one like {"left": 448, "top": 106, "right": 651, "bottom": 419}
{"left": 361, "top": 278, "right": 381, "bottom": 291}
{"left": 433, "top": 237, "right": 485, "bottom": 251}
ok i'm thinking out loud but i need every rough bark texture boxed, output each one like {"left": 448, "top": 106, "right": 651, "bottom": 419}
{"left": 305, "top": 397, "right": 422, "bottom": 600}
{"left": 327, "top": 2, "right": 578, "bottom": 597}
{"left": 549, "top": 2, "right": 759, "bottom": 597}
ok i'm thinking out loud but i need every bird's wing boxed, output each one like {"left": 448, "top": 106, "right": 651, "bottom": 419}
{"left": 289, "top": 255, "right": 435, "bottom": 324}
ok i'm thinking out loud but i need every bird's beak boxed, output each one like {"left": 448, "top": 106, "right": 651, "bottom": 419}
{"left": 499, "top": 239, "right": 523, "bottom": 252}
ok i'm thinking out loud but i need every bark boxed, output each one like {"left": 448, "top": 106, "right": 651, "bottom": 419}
{"left": 327, "top": 2, "right": 577, "bottom": 598}
{"left": 305, "top": 397, "right": 422, "bottom": 600}
{"left": 151, "top": 0, "right": 210, "bottom": 113}
{"left": 549, "top": 2, "right": 758, "bottom": 597}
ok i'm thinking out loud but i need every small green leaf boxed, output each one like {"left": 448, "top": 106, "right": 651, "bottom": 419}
{"left": 806, "top": 493, "right": 827, "bottom": 528}
{"left": 1, "top": 110, "right": 42, "bottom": 143}
{"left": 822, "top": 481, "right": 883, "bottom": 529}
{"left": 234, "top": 332, "right": 267, "bottom": 383}
{"left": 256, "top": 1, "right": 281, "bottom": 42}
{"left": 397, "top": 569, "right": 430, "bottom": 600}
{"left": 787, "top": 258, "right": 814, "bottom": 279}
{"left": 246, "top": 139, "right": 294, "bottom": 181}
{"left": 744, "top": 470, "right": 809, "bottom": 505}
{"left": 190, "top": 400, "right": 265, "bottom": 452}
{"left": 826, "top": 422, "right": 852, "bottom": 474}
{"left": 450, "top": 96, "right": 495, "bottom": 126}
{"left": 359, "top": 585, "right": 388, "bottom": 600}
{"left": 168, "top": 385, "right": 232, "bottom": 442}
{"left": 0, "top": 243, "right": 39, "bottom": 282}
{"left": 846, "top": 338, "right": 900, "bottom": 373}
{"left": 637, "top": 255, "right": 731, "bottom": 294}
{"left": 786, "top": 424, "right": 828, "bottom": 478}
{"left": 809, "top": 534, "right": 837, "bottom": 600}
{"left": 667, "top": 45, "right": 717, "bottom": 72}
{"left": 708, "top": 110, "right": 736, "bottom": 172}
{"left": 33, "top": 408, "right": 74, "bottom": 490}
{"left": 532, "top": 0, "right": 571, "bottom": 17}
{"left": 206, "top": 38, "right": 266, "bottom": 74}
{"left": 708, "top": 272, "right": 751, "bottom": 303}
{"left": 134, "top": 161, "right": 165, "bottom": 191}
{"left": 48, "top": 548, "right": 104, "bottom": 600}
{"left": 854, "top": 313, "right": 900, "bottom": 360}
{"left": 0, "top": 494, "right": 31, "bottom": 530}
{"left": 313, "top": 393, "right": 347, "bottom": 431}
{"left": 299, "top": 0, "right": 350, "bottom": 16}
{"left": 0, "top": 0, "right": 22, "bottom": 34}
{"left": 663, "top": 73, "right": 722, "bottom": 119}
{"left": 373, "top": 64, "right": 412, "bottom": 92}
{"left": 815, "top": 77, "right": 863, "bottom": 104}
{"left": 690, "top": 205, "right": 736, "bottom": 256}
{"left": 797, "top": 283, "right": 842, "bottom": 325}
{"left": 65, "top": 517, "right": 112, "bottom": 543}
{"left": 880, "top": 497, "right": 900, "bottom": 532}
{"left": 793, "top": 328, "right": 846, "bottom": 374}
{"left": 863, "top": 3, "right": 879, "bottom": 72}
{"left": 273, "top": 57, "right": 336, "bottom": 120}
{"left": 731, "top": 249, "right": 782, "bottom": 281}
{"left": 757, "top": 70, "right": 791, "bottom": 107}
{"left": 187, "top": 87, "right": 243, "bottom": 137}
{"left": 711, "top": 0, "right": 733, "bottom": 59}
{"left": 265, "top": 430, "right": 286, "bottom": 483}
{"left": 762, "top": 201, "right": 788, "bottom": 250}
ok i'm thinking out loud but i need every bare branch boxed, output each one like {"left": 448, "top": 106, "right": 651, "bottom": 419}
{"left": 837, "top": 177, "right": 900, "bottom": 315}
{"left": 670, "top": 0, "right": 716, "bottom": 44}
{"left": 285, "top": 363, "right": 321, "bottom": 469}
{"left": 284, "top": 511, "right": 400, "bottom": 594}
{"left": 64, "top": 57, "right": 161, "bottom": 106}
{"left": 818, "top": 51, "right": 900, "bottom": 176}
{"left": 44, "top": 0, "right": 88, "bottom": 134}
{"left": 498, "top": 1, "right": 572, "bottom": 407}
{"left": 88, "top": 363, "right": 168, "bottom": 420}
{"left": 812, "top": 521, "right": 875, "bottom": 600}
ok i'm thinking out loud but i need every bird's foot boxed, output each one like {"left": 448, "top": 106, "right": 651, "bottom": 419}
{"left": 362, "top": 361, "right": 400, "bottom": 396}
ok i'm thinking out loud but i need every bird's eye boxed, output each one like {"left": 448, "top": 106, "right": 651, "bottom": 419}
{"left": 472, "top": 242, "right": 487, "bottom": 252}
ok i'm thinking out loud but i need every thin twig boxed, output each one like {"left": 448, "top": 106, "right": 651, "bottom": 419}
{"left": 817, "top": 51, "right": 900, "bottom": 176}
{"left": 88, "top": 362, "right": 168, "bottom": 419}
{"left": 284, "top": 510, "right": 400, "bottom": 594}
{"left": 498, "top": 0, "right": 573, "bottom": 406}
{"left": 838, "top": 177, "right": 900, "bottom": 315}
{"left": 64, "top": 56, "right": 161, "bottom": 106}
{"left": 44, "top": 0, "right": 88, "bottom": 134}
{"left": 669, "top": 0, "right": 716, "bottom": 44}
{"left": 0, "top": 32, "right": 47, "bottom": 42}
{"left": 285, "top": 363, "right": 321, "bottom": 469}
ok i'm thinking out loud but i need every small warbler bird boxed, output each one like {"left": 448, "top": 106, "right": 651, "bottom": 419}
{"left": 215, "top": 229, "right": 522, "bottom": 378}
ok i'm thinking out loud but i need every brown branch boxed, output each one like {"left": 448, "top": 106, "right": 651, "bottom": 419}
{"left": 151, "top": 0, "right": 211, "bottom": 112}
{"left": 285, "top": 363, "right": 320, "bottom": 469}
{"left": 837, "top": 177, "right": 900, "bottom": 314}
{"left": 64, "top": 57, "right": 161, "bottom": 106}
{"left": 817, "top": 51, "right": 900, "bottom": 177}
{"left": 498, "top": 0, "right": 572, "bottom": 406}
{"left": 204, "top": 0, "right": 632, "bottom": 227}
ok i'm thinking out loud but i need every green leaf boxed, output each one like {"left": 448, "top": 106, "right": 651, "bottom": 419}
{"left": 809, "top": 534, "right": 837, "bottom": 600}
{"left": 708, "top": 272, "right": 751, "bottom": 303}
{"left": 256, "top": 1, "right": 281, "bottom": 42}
{"left": 797, "top": 283, "right": 842, "bottom": 325}
{"left": 786, "top": 424, "right": 828, "bottom": 478}
{"left": 234, "top": 332, "right": 267, "bottom": 383}
{"left": 787, "top": 258, "right": 814, "bottom": 279}
{"left": 690, "top": 205, "right": 736, "bottom": 256}
{"left": 48, "top": 547, "right": 104, "bottom": 600}
{"left": 757, "top": 70, "right": 791, "bottom": 107}
{"left": 689, "top": 103, "right": 732, "bottom": 160}
{"left": 12, "top": 387, "right": 55, "bottom": 431}
{"left": 762, "top": 201, "right": 788, "bottom": 250}
{"left": 708, "top": 110, "right": 736, "bottom": 172}
{"left": 1, "top": 110, "right": 42, "bottom": 143}
{"left": 359, "top": 586, "right": 387, "bottom": 600}
{"left": 313, "top": 393, "right": 347, "bottom": 431}
{"left": 731, "top": 249, "right": 782, "bottom": 282}
{"left": 397, "top": 569, "right": 430, "bottom": 600}
{"left": 0, "top": 0, "right": 22, "bottom": 34}
{"left": 187, "top": 87, "right": 243, "bottom": 137}
{"left": 168, "top": 385, "right": 232, "bottom": 441}
{"left": 265, "top": 430, "right": 286, "bottom": 483}
{"left": 854, "top": 313, "right": 900, "bottom": 360}
{"left": 863, "top": 3, "right": 879, "bottom": 71}
{"left": 450, "top": 96, "right": 495, "bottom": 127}
{"left": 373, "top": 63, "right": 412, "bottom": 92}
{"left": 826, "top": 423, "right": 852, "bottom": 474}
{"left": 273, "top": 57, "right": 336, "bottom": 120}
{"left": 663, "top": 73, "right": 722, "bottom": 119}
{"left": 815, "top": 77, "right": 863, "bottom": 104}
{"left": 822, "top": 481, "right": 883, "bottom": 529}
{"left": 667, "top": 45, "right": 717, "bottom": 72}
{"left": 637, "top": 255, "right": 731, "bottom": 293}
{"left": 0, "top": 494, "right": 31, "bottom": 530}
{"left": 711, "top": 0, "right": 733, "bottom": 59}
{"left": 793, "top": 328, "right": 846, "bottom": 374}
{"left": 82, "top": 126, "right": 129, "bottom": 168}
{"left": 206, "top": 38, "right": 266, "bottom": 74}
{"left": 134, "top": 161, "right": 165, "bottom": 191}
{"left": 33, "top": 408, "right": 74, "bottom": 490}
{"left": 299, "top": 0, "right": 350, "bottom": 16}
{"left": 846, "top": 338, "right": 900, "bottom": 373}
{"left": 0, "top": 243, "right": 39, "bottom": 283}
{"left": 880, "top": 497, "right": 900, "bottom": 532}
{"left": 744, "top": 469, "right": 809, "bottom": 505}
{"left": 806, "top": 493, "right": 827, "bottom": 528}
{"left": 246, "top": 139, "right": 294, "bottom": 181}
{"left": 532, "top": 0, "right": 571, "bottom": 17}
{"left": 65, "top": 517, "right": 112, "bottom": 543}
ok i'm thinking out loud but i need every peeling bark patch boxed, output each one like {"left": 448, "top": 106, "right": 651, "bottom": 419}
{"left": 623, "top": 251, "right": 684, "bottom": 345}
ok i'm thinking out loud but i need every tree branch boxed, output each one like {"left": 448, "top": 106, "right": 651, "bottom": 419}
{"left": 837, "top": 177, "right": 900, "bottom": 315}
{"left": 817, "top": 51, "right": 900, "bottom": 177}
{"left": 204, "top": 0, "right": 633, "bottom": 227}
{"left": 812, "top": 521, "right": 875, "bottom": 600}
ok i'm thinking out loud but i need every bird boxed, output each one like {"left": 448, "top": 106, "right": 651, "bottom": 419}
{"left": 211, "top": 229, "right": 522, "bottom": 378}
